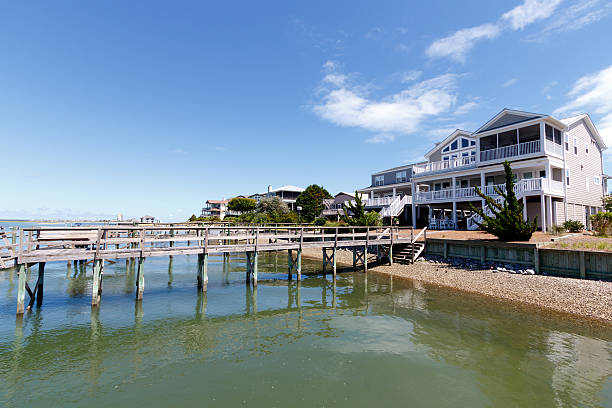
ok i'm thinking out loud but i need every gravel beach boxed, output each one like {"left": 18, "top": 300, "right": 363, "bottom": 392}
{"left": 301, "top": 247, "right": 612, "bottom": 324}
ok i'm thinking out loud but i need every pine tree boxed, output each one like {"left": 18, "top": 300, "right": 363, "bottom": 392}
{"left": 342, "top": 192, "right": 381, "bottom": 226}
{"left": 470, "top": 161, "right": 538, "bottom": 241}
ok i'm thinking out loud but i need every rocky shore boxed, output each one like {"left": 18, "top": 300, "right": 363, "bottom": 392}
{"left": 301, "top": 247, "right": 612, "bottom": 324}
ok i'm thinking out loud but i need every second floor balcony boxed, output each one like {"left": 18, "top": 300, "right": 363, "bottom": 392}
{"left": 412, "top": 156, "right": 475, "bottom": 176}
{"left": 480, "top": 139, "right": 541, "bottom": 162}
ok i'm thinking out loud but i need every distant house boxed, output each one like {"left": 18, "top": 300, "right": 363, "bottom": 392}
{"left": 139, "top": 215, "right": 157, "bottom": 224}
{"left": 264, "top": 185, "right": 305, "bottom": 211}
{"left": 322, "top": 192, "right": 368, "bottom": 220}
{"left": 201, "top": 199, "right": 229, "bottom": 220}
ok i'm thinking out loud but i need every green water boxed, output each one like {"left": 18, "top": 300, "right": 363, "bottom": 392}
{"left": 1, "top": 252, "right": 612, "bottom": 407}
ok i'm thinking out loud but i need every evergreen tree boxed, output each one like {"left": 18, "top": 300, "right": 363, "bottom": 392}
{"left": 342, "top": 192, "right": 382, "bottom": 226}
{"left": 470, "top": 161, "right": 537, "bottom": 241}
{"left": 295, "top": 185, "right": 333, "bottom": 222}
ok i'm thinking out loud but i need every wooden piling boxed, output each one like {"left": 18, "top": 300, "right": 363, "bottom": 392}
{"left": 197, "top": 253, "right": 208, "bottom": 292}
{"left": 297, "top": 249, "right": 302, "bottom": 281}
{"left": 36, "top": 262, "right": 45, "bottom": 307}
{"left": 91, "top": 259, "right": 102, "bottom": 306}
{"left": 252, "top": 251, "right": 258, "bottom": 287}
{"left": 16, "top": 263, "right": 26, "bottom": 315}
{"left": 136, "top": 257, "right": 145, "bottom": 300}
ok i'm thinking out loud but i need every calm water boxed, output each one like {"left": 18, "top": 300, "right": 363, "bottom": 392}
{"left": 1, "top": 250, "right": 612, "bottom": 407}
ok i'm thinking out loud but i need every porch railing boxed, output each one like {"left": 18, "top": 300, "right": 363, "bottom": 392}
{"left": 480, "top": 139, "right": 541, "bottom": 162}
{"left": 412, "top": 156, "right": 474, "bottom": 175}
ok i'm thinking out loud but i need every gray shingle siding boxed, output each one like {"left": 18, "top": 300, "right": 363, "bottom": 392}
{"left": 371, "top": 167, "right": 413, "bottom": 187}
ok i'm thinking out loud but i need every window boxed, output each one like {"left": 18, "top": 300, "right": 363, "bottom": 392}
{"left": 573, "top": 137, "right": 578, "bottom": 155}
{"left": 586, "top": 177, "right": 590, "bottom": 192}
{"left": 540, "top": 170, "right": 546, "bottom": 178}
{"left": 585, "top": 143, "right": 589, "bottom": 155}
{"left": 461, "top": 138, "right": 469, "bottom": 148}
{"left": 442, "top": 146, "right": 449, "bottom": 153}
{"left": 461, "top": 180, "right": 468, "bottom": 188}
{"left": 486, "top": 176, "right": 495, "bottom": 186}
{"left": 565, "top": 134, "right": 569, "bottom": 151}
{"left": 396, "top": 171, "right": 407, "bottom": 183}
{"left": 471, "top": 140, "right": 476, "bottom": 146}
{"left": 566, "top": 168, "right": 570, "bottom": 186}
{"left": 451, "top": 154, "right": 458, "bottom": 159}
{"left": 375, "top": 175, "right": 384, "bottom": 186}
{"left": 554, "top": 128, "right": 562, "bottom": 144}
{"left": 442, "top": 182, "right": 450, "bottom": 189}
{"left": 470, "top": 150, "right": 476, "bottom": 162}
{"left": 443, "top": 156, "right": 449, "bottom": 161}
{"left": 594, "top": 175, "right": 601, "bottom": 185}
{"left": 523, "top": 172, "right": 533, "bottom": 179}
{"left": 451, "top": 140, "right": 458, "bottom": 150}
{"left": 462, "top": 152, "right": 469, "bottom": 157}
{"left": 545, "top": 124, "right": 553, "bottom": 141}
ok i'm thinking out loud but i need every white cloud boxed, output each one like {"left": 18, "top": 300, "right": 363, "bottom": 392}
{"left": 529, "top": 0, "right": 612, "bottom": 40}
{"left": 426, "top": 23, "right": 500, "bottom": 63}
{"left": 427, "top": 0, "right": 563, "bottom": 62}
{"left": 366, "top": 133, "right": 396, "bottom": 144}
{"left": 502, "top": 78, "right": 519, "bottom": 88}
{"left": 554, "top": 65, "right": 612, "bottom": 147}
{"left": 502, "top": 0, "right": 563, "bottom": 30}
{"left": 313, "top": 63, "right": 458, "bottom": 136}
{"left": 364, "top": 27, "right": 384, "bottom": 40}
{"left": 454, "top": 101, "right": 479, "bottom": 115}
{"left": 322, "top": 60, "right": 338, "bottom": 72}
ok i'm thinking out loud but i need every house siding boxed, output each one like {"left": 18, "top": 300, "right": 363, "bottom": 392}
{"left": 564, "top": 119, "right": 604, "bottom": 210}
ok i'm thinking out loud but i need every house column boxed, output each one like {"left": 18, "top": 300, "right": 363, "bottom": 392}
{"left": 393, "top": 187, "right": 396, "bottom": 197}
{"left": 452, "top": 176, "right": 457, "bottom": 228}
{"left": 411, "top": 182, "right": 417, "bottom": 227}
{"left": 547, "top": 195, "right": 553, "bottom": 228}
{"left": 523, "top": 196, "right": 528, "bottom": 220}
{"left": 540, "top": 194, "right": 547, "bottom": 232}
{"left": 480, "top": 172, "right": 486, "bottom": 207}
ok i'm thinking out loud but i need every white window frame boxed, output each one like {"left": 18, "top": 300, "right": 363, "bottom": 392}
{"left": 374, "top": 175, "right": 384, "bottom": 186}
{"left": 573, "top": 137, "right": 578, "bottom": 155}
{"left": 594, "top": 175, "right": 601, "bottom": 185}
{"left": 566, "top": 168, "right": 570, "bottom": 186}
{"left": 565, "top": 134, "right": 569, "bottom": 151}
{"left": 395, "top": 171, "right": 407, "bottom": 183}
{"left": 523, "top": 171, "right": 533, "bottom": 179}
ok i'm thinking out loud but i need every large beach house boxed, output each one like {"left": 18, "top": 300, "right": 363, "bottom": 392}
{"left": 359, "top": 109, "right": 608, "bottom": 230}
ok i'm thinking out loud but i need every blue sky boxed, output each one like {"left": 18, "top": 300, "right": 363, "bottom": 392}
{"left": 1, "top": 0, "right": 612, "bottom": 221}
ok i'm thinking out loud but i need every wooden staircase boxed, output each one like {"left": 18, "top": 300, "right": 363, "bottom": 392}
{"left": 391, "top": 227, "right": 427, "bottom": 264}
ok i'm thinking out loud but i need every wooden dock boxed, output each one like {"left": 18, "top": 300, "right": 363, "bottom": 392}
{"left": 1, "top": 225, "right": 426, "bottom": 315}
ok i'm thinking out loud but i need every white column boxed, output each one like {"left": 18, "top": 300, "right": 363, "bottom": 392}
{"left": 540, "top": 121, "right": 546, "bottom": 153}
{"left": 547, "top": 195, "right": 553, "bottom": 228}
{"left": 411, "top": 183, "right": 417, "bottom": 227}
{"left": 523, "top": 196, "right": 528, "bottom": 220}
{"left": 480, "top": 172, "right": 486, "bottom": 207}
{"left": 451, "top": 176, "right": 457, "bottom": 228}
{"left": 540, "top": 194, "right": 546, "bottom": 232}
{"left": 393, "top": 187, "right": 396, "bottom": 197}
{"left": 452, "top": 201, "right": 457, "bottom": 229}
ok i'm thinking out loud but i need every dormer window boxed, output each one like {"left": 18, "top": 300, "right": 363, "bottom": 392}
{"left": 375, "top": 175, "right": 384, "bottom": 186}
{"left": 396, "top": 171, "right": 407, "bottom": 183}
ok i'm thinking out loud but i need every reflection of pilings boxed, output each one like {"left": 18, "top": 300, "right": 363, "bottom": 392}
{"left": 321, "top": 278, "right": 327, "bottom": 308}
{"left": 167, "top": 257, "right": 173, "bottom": 286}
{"left": 89, "top": 306, "right": 102, "bottom": 389}
{"left": 7, "top": 317, "right": 24, "bottom": 401}
{"left": 195, "top": 292, "right": 207, "bottom": 321}
{"left": 332, "top": 278, "right": 337, "bottom": 309}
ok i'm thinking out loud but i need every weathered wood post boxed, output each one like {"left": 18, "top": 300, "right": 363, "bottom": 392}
{"left": 410, "top": 228, "right": 414, "bottom": 264}
{"left": 333, "top": 227, "right": 338, "bottom": 279}
{"left": 169, "top": 228, "right": 174, "bottom": 260}
{"left": 36, "top": 262, "right": 45, "bottom": 307}
{"left": 16, "top": 263, "right": 26, "bottom": 315}
{"left": 288, "top": 249, "right": 293, "bottom": 281}
{"left": 298, "top": 227, "right": 303, "bottom": 281}
{"left": 136, "top": 257, "right": 145, "bottom": 300}
{"left": 253, "top": 227, "right": 259, "bottom": 287}
{"left": 364, "top": 227, "right": 369, "bottom": 272}
{"left": 246, "top": 251, "right": 252, "bottom": 284}
{"left": 322, "top": 247, "right": 327, "bottom": 275}
{"left": 389, "top": 227, "right": 394, "bottom": 266}
{"left": 92, "top": 259, "right": 103, "bottom": 306}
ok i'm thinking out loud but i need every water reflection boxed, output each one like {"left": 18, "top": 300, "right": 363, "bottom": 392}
{"left": 0, "top": 254, "right": 611, "bottom": 407}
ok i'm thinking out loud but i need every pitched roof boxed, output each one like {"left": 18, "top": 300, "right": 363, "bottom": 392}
{"left": 424, "top": 129, "right": 474, "bottom": 158}
{"left": 207, "top": 199, "right": 228, "bottom": 204}
{"left": 269, "top": 185, "right": 305, "bottom": 193}
{"left": 560, "top": 113, "right": 607, "bottom": 150}
{"left": 475, "top": 109, "right": 544, "bottom": 134}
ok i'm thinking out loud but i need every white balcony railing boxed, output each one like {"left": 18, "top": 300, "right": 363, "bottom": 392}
{"left": 412, "top": 156, "right": 474, "bottom": 175}
{"left": 415, "top": 177, "right": 558, "bottom": 203}
{"left": 480, "top": 139, "right": 541, "bottom": 162}
{"left": 364, "top": 197, "right": 395, "bottom": 207}
{"left": 545, "top": 139, "right": 563, "bottom": 157}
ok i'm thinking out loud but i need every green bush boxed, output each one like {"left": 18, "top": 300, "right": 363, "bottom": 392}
{"left": 563, "top": 220, "right": 584, "bottom": 233}
{"left": 550, "top": 225, "right": 566, "bottom": 236}
{"left": 313, "top": 217, "right": 327, "bottom": 226}
{"left": 591, "top": 212, "right": 612, "bottom": 236}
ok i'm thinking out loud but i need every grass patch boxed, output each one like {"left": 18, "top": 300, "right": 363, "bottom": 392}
{"left": 551, "top": 241, "right": 612, "bottom": 251}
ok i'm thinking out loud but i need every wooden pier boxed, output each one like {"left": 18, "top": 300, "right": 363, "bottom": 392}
{"left": 0, "top": 225, "right": 426, "bottom": 314}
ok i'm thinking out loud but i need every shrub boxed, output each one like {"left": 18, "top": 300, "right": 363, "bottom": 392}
{"left": 563, "top": 219, "right": 584, "bottom": 233}
{"left": 313, "top": 217, "right": 327, "bottom": 226}
{"left": 470, "top": 161, "right": 537, "bottom": 241}
{"left": 591, "top": 212, "right": 612, "bottom": 236}
{"left": 550, "top": 225, "right": 566, "bottom": 236}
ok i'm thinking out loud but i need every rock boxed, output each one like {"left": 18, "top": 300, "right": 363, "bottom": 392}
{"left": 524, "top": 269, "right": 535, "bottom": 275}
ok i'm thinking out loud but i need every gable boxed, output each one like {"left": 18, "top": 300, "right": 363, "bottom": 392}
{"left": 478, "top": 113, "right": 540, "bottom": 133}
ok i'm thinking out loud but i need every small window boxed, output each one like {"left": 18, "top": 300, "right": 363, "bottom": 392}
{"left": 395, "top": 171, "right": 407, "bottom": 183}
{"left": 442, "top": 146, "right": 449, "bottom": 152}
{"left": 443, "top": 156, "right": 449, "bottom": 161}
{"left": 573, "top": 137, "right": 578, "bottom": 155}
{"left": 451, "top": 154, "right": 458, "bottom": 159}
{"left": 585, "top": 143, "right": 589, "bottom": 155}
{"left": 594, "top": 175, "right": 601, "bottom": 185}
{"left": 375, "top": 175, "right": 384, "bottom": 186}
{"left": 450, "top": 140, "right": 458, "bottom": 150}
{"left": 461, "top": 138, "right": 469, "bottom": 148}
{"left": 471, "top": 140, "right": 476, "bottom": 146}
{"left": 554, "top": 128, "right": 562, "bottom": 144}
{"left": 565, "top": 134, "right": 569, "bottom": 151}
{"left": 586, "top": 177, "right": 590, "bottom": 192}
{"left": 461, "top": 180, "right": 468, "bottom": 188}
{"left": 462, "top": 152, "right": 469, "bottom": 157}
{"left": 545, "top": 124, "right": 553, "bottom": 141}
{"left": 566, "top": 168, "right": 570, "bottom": 186}
{"left": 442, "top": 182, "right": 450, "bottom": 189}
{"left": 540, "top": 170, "right": 546, "bottom": 178}
{"left": 523, "top": 172, "right": 533, "bottom": 179}
{"left": 486, "top": 176, "right": 495, "bottom": 186}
